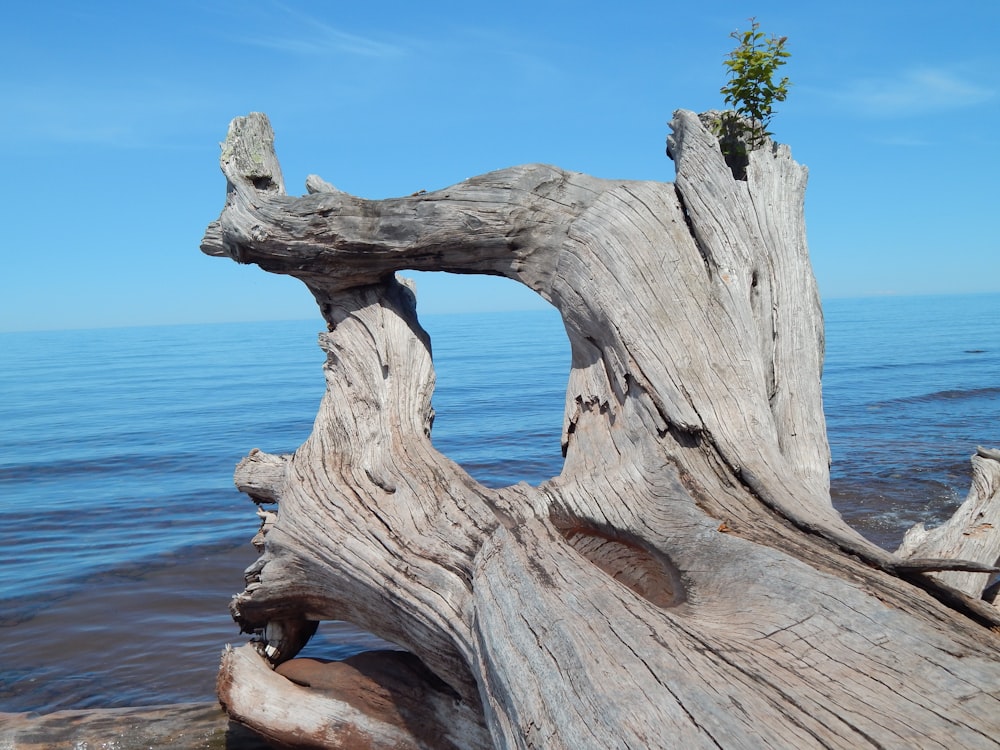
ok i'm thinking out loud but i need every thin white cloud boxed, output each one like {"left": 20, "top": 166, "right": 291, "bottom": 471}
{"left": 455, "top": 26, "right": 566, "bottom": 81}
{"left": 0, "top": 80, "right": 211, "bottom": 148}
{"left": 240, "top": 29, "right": 404, "bottom": 59}
{"left": 870, "top": 134, "right": 933, "bottom": 148}
{"left": 239, "top": 3, "right": 406, "bottom": 59}
{"left": 836, "top": 67, "right": 994, "bottom": 118}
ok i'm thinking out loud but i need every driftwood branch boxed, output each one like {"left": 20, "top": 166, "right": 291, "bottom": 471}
{"left": 202, "top": 111, "right": 1000, "bottom": 749}
{"left": 897, "top": 446, "right": 1000, "bottom": 597}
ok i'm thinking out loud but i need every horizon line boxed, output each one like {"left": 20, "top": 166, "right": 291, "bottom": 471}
{"left": 2, "top": 290, "right": 998, "bottom": 335}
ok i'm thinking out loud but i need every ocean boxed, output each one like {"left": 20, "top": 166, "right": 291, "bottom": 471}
{"left": 1, "top": 293, "right": 998, "bottom": 715}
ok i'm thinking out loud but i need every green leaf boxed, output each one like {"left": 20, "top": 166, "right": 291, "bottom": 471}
{"left": 715, "top": 18, "right": 791, "bottom": 151}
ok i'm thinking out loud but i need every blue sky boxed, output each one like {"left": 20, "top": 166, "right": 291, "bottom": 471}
{"left": 2, "top": 0, "right": 997, "bottom": 332}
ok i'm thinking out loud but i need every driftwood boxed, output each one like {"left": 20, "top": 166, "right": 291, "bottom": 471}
{"left": 0, "top": 703, "right": 272, "bottom": 749}
{"left": 201, "top": 110, "right": 1000, "bottom": 749}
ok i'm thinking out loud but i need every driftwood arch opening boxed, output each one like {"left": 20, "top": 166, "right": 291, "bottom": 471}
{"left": 410, "top": 273, "right": 570, "bottom": 490}
{"left": 203, "top": 110, "right": 1000, "bottom": 749}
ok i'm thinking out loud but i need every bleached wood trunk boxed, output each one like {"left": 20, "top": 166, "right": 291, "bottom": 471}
{"left": 201, "top": 110, "right": 1000, "bottom": 749}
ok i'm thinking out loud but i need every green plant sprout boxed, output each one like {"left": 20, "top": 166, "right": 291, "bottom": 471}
{"left": 720, "top": 17, "right": 791, "bottom": 147}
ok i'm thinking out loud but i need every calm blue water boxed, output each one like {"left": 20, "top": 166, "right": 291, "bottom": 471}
{"left": 0, "top": 294, "right": 997, "bottom": 712}
{"left": 823, "top": 294, "right": 1000, "bottom": 542}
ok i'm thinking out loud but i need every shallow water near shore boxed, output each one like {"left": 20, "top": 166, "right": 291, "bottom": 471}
{"left": 822, "top": 293, "right": 1000, "bottom": 543}
{"left": 1, "top": 293, "right": 998, "bottom": 725}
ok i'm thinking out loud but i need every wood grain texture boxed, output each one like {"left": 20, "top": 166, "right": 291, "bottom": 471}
{"left": 202, "top": 111, "right": 1000, "bottom": 749}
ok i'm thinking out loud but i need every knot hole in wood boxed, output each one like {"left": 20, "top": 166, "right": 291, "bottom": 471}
{"left": 550, "top": 512, "right": 686, "bottom": 608}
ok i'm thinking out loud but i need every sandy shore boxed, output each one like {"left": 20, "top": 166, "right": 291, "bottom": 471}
{"left": 0, "top": 702, "right": 274, "bottom": 749}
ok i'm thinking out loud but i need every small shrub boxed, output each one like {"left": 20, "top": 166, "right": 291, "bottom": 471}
{"left": 720, "top": 18, "right": 790, "bottom": 149}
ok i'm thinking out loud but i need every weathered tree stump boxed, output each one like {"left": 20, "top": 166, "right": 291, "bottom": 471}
{"left": 201, "top": 110, "right": 1000, "bottom": 749}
